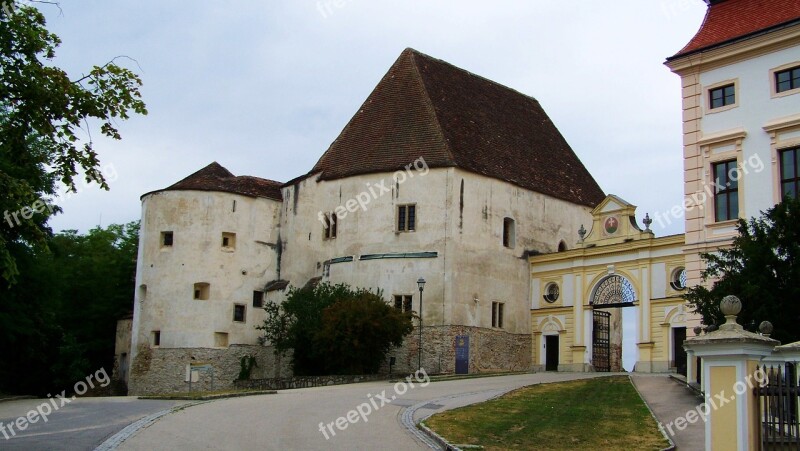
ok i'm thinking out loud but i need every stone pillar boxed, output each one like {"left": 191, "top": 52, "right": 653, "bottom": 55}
{"left": 684, "top": 296, "right": 779, "bottom": 451}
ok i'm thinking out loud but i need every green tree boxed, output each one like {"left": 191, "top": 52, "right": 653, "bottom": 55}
{"left": 317, "top": 291, "right": 414, "bottom": 374}
{"left": 685, "top": 196, "right": 800, "bottom": 344}
{"left": 0, "top": 221, "right": 139, "bottom": 395}
{"left": 0, "top": 2, "right": 146, "bottom": 282}
{"left": 259, "top": 283, "right": 414, "bottom": 375}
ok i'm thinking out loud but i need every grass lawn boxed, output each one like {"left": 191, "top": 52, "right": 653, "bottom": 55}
{"left": 424, "top": 376, "right": 669, "bottom": 451}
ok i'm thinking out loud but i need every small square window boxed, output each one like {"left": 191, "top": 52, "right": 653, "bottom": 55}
{"left": 393, "top": 295, "right": 413, "bottom": 312}
{"left": 397, "top": 205, "right": 416, "bottom": 232}
{"left": 776, "top": 66, "right": 800, "bottom": 93}
{"left": 194, "top": 282, "right": 210, "bottom": 300}
{"left": 214, "top": 332, "right": 229, "bottom": 348}
{"left": 233, "top": 304, "right": 246, "bottom": 323}
{"left": 161, "top": 231, "right": 173, "bottom": 247}
{"left": 152, "top": 330, "right": 161, "bottom": 347}
{"left": 252, "top": 291, "right": 265, "bottom": 308}
{"left": 222, "top": 232, "right": 236, "bottom": 250}
{"left": 709, "top": 84, "right": 735, "bottom": 109}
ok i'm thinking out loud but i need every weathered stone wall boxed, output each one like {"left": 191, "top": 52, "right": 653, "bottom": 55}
{"left": 128, "top": 344, "right": 292, "bottom": 395}
{"left": 234, "top": 374, "right": 385, "bottom": 390}
{"left": 382, "top": 325, "right": 531, "bottom": 375}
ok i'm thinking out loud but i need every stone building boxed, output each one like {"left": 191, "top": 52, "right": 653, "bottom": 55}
{"left": 125, "top": 48, "right": 605, "bottom": 394}
{"left": 665, "top": 0, "right": 800, "bottom": 294}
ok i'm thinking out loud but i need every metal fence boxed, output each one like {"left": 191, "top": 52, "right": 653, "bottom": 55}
{"left": 756, "top": 363, "right": 799, "bottom": 450}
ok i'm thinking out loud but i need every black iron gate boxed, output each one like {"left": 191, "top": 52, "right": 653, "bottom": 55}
{"left": 592, "top": 310, "right": 611, "bottom": 372}
{"left": 756, "top": 363, "right": 799, "bottom": 450}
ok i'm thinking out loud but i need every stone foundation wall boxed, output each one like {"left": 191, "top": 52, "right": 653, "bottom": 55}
{"left": 129, "top": 345, "right": 292, "bottom": 395}
{"left": 234, "top": 374, "right": 385, "bottom": 390}
{"left": 382, "top": 325, "right": 531, "bottom": 375}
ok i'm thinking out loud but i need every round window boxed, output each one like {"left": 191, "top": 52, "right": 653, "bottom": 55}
{"left": 544, "top": 283, "right": 560, "bottom": 303}
{"left": 670, "top": 268, "right": 687, "bottom": 291}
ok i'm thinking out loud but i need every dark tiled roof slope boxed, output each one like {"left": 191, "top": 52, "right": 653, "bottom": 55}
{"left": 147, "top": 162, "right": 283, "bottom": 201}
{"left": 310, "top": 48, "right": 605, "bottom": 208}
{"left": 669, "top": 0, "right": 800, "bottom": 59}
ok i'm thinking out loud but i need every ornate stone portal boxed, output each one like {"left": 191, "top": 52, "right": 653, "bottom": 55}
{"left": 530, "top": 195, "right": 694, "bottom": 373}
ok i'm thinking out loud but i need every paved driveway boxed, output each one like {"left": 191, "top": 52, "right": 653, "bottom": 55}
{"left": 116, "top": 372, "right": 612, "bottom": 451}
{"left": 0, "top": 397, "right": 186, "bottom": 450}
{"left": 2, "top": 372, "right": 701, "bottom": 450}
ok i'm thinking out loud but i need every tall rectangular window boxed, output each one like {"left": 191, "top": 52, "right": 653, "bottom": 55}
{"left": 233, "top": 304, "right": 246, "bottom": 323}
{"left": 776, "top": 65, "right": 800, "bottom": 93}
{"left": 492, "top": 302, "right": 504, "bottom": 328}
{"left": 323, "top": 212, "right": 337, "bottom": 239}
{"left": 709, "top": 84, "right": 735, "bottom": 109}
{"left": 503, "top": 217, "right": 516, "bottom": 248}
{"left": 152, "top": 330, "right": 161, "bottom": 347}
{"left": 252, "top": 291, "right": 264, "bottom": 308}
{"left": 161, "top": 231, "right": 173, "bottom": 247}
{"left": 398, "top": 205, "right": 416, "bottom": 232}
{"left": 713, "top": 160, "right": 739, "bottom": 222}
{"left": 780, "top": 147, "right": 800, "bottom": 199}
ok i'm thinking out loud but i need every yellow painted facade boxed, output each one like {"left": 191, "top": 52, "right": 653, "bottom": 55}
{"left": 530, "top": 195, "right": 695, "bottom": 373}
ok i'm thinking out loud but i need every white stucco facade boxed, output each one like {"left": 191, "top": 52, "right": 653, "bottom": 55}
{"left": 666, "top": 16, "right": 800, "bottom": 297}
{"left": 130, "top": 189, "right": 282, "bottom": 370}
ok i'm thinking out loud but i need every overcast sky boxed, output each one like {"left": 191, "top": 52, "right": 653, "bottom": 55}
{"left": 38, "top": 0, "right": 707, "bottom": 238}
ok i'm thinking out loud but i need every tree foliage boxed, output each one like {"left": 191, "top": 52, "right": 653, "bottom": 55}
{"left": 0, "top": 2, "right": 146, "bottom": 282}
{"left": 685, "top": 196, "right": 800, "bottom": 344}
{"left": 0, "top": 221, "right": 139, "bottom": 395}
{"left": 258, "top": 283, "right": 414, "bottom": 376}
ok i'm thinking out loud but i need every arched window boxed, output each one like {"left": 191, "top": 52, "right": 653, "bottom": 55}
{"left": 590, "top": 275, "right": 636, "bottom": 308}
{"left": 558, "top": 241, "right": 567, "bottom": 252}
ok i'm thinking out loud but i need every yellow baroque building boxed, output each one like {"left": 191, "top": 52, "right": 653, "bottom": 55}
{"left": 530, "top": 195, "right": 695, "bottom": 374}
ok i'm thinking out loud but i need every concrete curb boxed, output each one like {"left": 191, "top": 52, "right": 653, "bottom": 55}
{"left": 629, "top": 376, "right": 677, "bottom": 451}
{"left": 0, "top": 395, "right": 36, "bottom": 403}
{"left": 93, "top": 401, "right": 209, "bottom": 451}
{"left": 401, "top": 389, "right": 509, "bottom": 450}
{"left": 137, "top": 389, "right": 277, "bottom": 401}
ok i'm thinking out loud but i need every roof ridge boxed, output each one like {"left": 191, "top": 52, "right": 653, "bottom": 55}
{"left": 406, "top": 50, "right": 457, "bottom": 165}
{"left": 407, "top": 48, "right": 542, "bottom": 105}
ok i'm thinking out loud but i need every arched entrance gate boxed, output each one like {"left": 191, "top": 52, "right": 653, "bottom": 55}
{"left": 589, "top": 275, "right": 636, "bottom": 372}
{"left": 529, "top": 196, "right": 693, "bottom": 374}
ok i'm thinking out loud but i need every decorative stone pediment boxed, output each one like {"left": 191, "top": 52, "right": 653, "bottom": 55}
{"left": 578, "top": 194, "right": 655, "bottom": 247}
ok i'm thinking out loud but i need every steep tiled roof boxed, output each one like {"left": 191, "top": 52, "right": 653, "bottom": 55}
{"left": 669, "top": 0, "right": 800, "bottom": 59}
{"left": 146, "top": 162, "right": 283, "bottom": 201}
{"left": 308, "top": 48, "right": 605, "bottom": 208}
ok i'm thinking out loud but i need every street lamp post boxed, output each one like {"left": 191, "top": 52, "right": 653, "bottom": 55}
{"left": 417, "top": 278, "right": 426, "bottom": 372}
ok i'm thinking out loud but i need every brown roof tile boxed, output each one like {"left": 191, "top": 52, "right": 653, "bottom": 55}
{"left": 308, "top": 48, "right": 605, "bottom": 208}
{"left": 669, "top": 0, "right": 800, "bottom": 59}
{"left": 146, "top": 162, "right": 283, "bottom": 201}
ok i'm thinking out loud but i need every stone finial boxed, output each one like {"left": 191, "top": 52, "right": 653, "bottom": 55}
{"left": 719, "top": 295, "right": 743, "bottom": 331}
{"left": 759, "top": 321, "right": 773, "bottom": 337}
{"left": 643, "top": 213, "right": 652, "bottom": 232}
{"left": 578, "top": 224, "right": 586, "bottom": 242}
{"left": 693, "top": 326, "right": 703, "bottom": 336}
